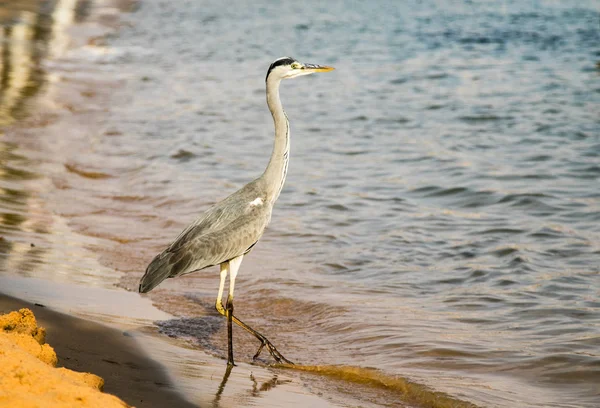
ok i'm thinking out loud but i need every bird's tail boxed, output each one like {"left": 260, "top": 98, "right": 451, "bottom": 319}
{"left": 139, "top": 252, "right": 173, "bottom": 293}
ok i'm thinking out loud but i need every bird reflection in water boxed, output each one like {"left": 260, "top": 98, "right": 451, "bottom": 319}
{"left": 211, "top": 365, "right": 233, "bottom": 408}
{"left": 211, "top": 365, "right": 291, "bottom": 407}
{"left": 250, "top": 372, "right": 290, "bottom": 396}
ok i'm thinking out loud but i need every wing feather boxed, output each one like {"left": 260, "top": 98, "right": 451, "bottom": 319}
{"left": 139, "top": 183, "right": 270, "bottom": 293}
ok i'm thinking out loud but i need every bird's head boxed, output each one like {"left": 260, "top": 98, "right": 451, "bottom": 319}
{"left": 266, "top": 57, "right": 334, "bottom": 82}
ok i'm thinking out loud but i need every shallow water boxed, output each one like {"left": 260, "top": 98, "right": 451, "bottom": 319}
{"left": 1, "top": 0, "right": 599, "bottom": 407}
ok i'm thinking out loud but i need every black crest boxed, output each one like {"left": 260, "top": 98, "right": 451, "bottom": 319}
{"left": 266, "top": 57, "right": 296, "bottom": 81}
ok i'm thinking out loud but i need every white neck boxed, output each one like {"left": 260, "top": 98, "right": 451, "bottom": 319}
{"left": 262, "top": 75, "right": 290, "bottom": 204}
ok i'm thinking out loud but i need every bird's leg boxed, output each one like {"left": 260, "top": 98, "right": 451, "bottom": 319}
{"left": 226, "top": 256, "right": 243, "bottom": 366}
{"left": 217, "top": 261, "right": 236, "bottom": 366}
{"left": 226, "top": 293, "right": 234, "bottom": 366}
{"left": 214, "top": 307, "right": 294, "bottom": 365}
{"left": 233, "top": 314, "right": 294, "bottom": 365}
{"left": 215, "top": 256, "right": 293, "bottom": 365}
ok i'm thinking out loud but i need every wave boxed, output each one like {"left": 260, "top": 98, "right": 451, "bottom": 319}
{"left": 288, "top": 364, "right": 480, "bottom": 408}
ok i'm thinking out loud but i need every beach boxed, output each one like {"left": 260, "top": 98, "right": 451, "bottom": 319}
{"left": 0, "top": 277, "right": 430, "bottom": 407}
{"left": 0, "top": 295, "right": 195, "bottom": 408}
{"left": 0, "top": 280, "right": 476, "bottom": 408}
{"left": 0, "top": 306, "right": 128, "bottom": 408}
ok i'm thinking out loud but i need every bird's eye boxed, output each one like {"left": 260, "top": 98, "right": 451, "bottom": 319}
{"left": 291, "top": 63, "right": 301, "bottom": 69}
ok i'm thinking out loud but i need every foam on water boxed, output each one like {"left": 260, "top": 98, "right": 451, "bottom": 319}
{"left": 289, "top": 364, "right": 480, "bottom": 408}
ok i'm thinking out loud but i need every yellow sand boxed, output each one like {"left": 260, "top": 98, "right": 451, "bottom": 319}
{"left": 0, "top": 308, "right": 130, "bottom": 408}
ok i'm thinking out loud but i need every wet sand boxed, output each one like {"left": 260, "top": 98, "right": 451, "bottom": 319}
{"left": 0, "top": 278, "right": 364, "bottom": 408}
{"left": 0, "top": 277, "right": 479, "bottom": 408}
{"left": 0, "top": 293, "right": 197, "bottom": 408}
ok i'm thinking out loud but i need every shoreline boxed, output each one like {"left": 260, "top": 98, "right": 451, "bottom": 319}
{"left": 2, "top": 276, "right": 471, "bottom": 408}
{"left": 0, "top": 277, "right": 480, "bottom": 408}
{"left": 0, "top": 277, "right": 350, "bottom": 408}
{"left": 0, "top": 285, "right": 355, "bottom": 408}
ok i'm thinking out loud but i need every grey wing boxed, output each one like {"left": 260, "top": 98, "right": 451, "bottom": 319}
{"left": 168, "top": 180, "right": 266, "bottom": 252}
{"left": 139, "top": 187, "right": 270, "bottom": 293}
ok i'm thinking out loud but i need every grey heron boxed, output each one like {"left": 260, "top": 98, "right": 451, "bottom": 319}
{"left": 139, "top": 57, "right": 334, "bottom": 366}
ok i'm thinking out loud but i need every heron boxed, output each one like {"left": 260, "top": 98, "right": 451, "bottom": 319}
{"left": 139, "top": 57, "right": 334, "bottom": 366}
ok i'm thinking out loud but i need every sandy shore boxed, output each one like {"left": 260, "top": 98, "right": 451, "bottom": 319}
{"left": 0, "top": 294, "right": 196, "bottom": 408}
{"left": 0, "top": 307, "right": 128, "bottom": 408}
{"left": 0, "top": 277, "right": 363, "bottom": 408}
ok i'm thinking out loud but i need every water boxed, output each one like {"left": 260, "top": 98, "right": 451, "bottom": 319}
{"left": 1, "top": 0, "right": 599, "bottom": 407}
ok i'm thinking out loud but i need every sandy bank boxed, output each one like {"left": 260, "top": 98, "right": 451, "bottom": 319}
{"left": 0, "top": 307, "right": 128, "bottom": 408}
{"left": 0, "top": 294, "right": 197, "bottom": 408}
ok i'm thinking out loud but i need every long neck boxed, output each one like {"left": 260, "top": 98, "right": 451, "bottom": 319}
{"left": 262, "top": 75, "right": 290, "bottom": 204}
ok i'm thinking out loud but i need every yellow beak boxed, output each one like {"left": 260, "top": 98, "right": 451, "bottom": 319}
{"left": 303, "top": 63, "right": 335, "bottom": 73}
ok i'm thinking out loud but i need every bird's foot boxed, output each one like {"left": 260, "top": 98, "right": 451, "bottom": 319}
{"left": 252, "top": 337, "right": 294, "bottom": 365}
